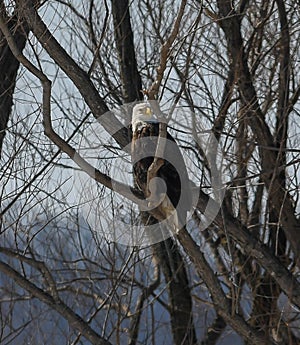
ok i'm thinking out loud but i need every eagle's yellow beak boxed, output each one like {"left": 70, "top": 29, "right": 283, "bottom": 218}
{"left": 145, "top": 107, "right": 152, "bottom": 116}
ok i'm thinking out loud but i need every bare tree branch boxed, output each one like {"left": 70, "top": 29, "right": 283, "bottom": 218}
{"left": 16, "top": 0, "right": 129, "bottom": 148}
{"left": 0, "top": 260, "right": 112, "bottom": 345}
{"left": 0, "top": 3, "right": 29, "bottom": 157}
{"left": 0, "top": 11, "right": 142, "bottom": 206}
{"left": 147, "top": 0, "right": 187, "bottom": 100}
{"left": 177, "top": 227, "right": 274, "bottom": 345}
{"left": 196, "top": 190, "right": 300, "bottom": 309}
{"left": 111, "top": 0, "right": 143, "bottom": 103}
{"left": 216, "top": 0, "right": 300, "bottom": 264}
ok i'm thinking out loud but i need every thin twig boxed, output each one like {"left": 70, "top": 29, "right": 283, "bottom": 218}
{"left": 147, "top": 0, "right": 187, "bottom": 100}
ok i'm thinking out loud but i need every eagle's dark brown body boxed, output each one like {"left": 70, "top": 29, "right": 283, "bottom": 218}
{"left": 131, "top": 121, "right": 191, "bottom": 228}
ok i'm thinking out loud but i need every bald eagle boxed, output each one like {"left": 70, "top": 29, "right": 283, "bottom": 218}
{"left": 131, "top": 102, "right": 191, "bottom": 232}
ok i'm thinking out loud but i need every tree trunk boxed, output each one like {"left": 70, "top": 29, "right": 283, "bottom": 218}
{"left": 111, "top": 1, "right": 197, "bottom": 343}
{"left": 0, "top": 11, "right": 29, "bottom": 157}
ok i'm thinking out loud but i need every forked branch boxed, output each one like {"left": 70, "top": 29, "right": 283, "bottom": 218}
{"left": 147, "top": 0, "right": 187, "bottom": 100}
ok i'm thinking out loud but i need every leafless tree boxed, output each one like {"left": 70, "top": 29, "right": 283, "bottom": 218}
{"left": 0, "top": 0, "right": 300, "bottom": 344}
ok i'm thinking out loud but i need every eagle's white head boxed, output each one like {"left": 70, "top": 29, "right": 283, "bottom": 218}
{"left": 131, "top": 103, "right": 157, "bottom": 132}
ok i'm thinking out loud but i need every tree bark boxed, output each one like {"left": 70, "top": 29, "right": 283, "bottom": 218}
{"left": 111, "top": 0, "right": 143, "bottom": 103}
{"left": 0, "top": 8, "right": 29, "bottom": 157}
